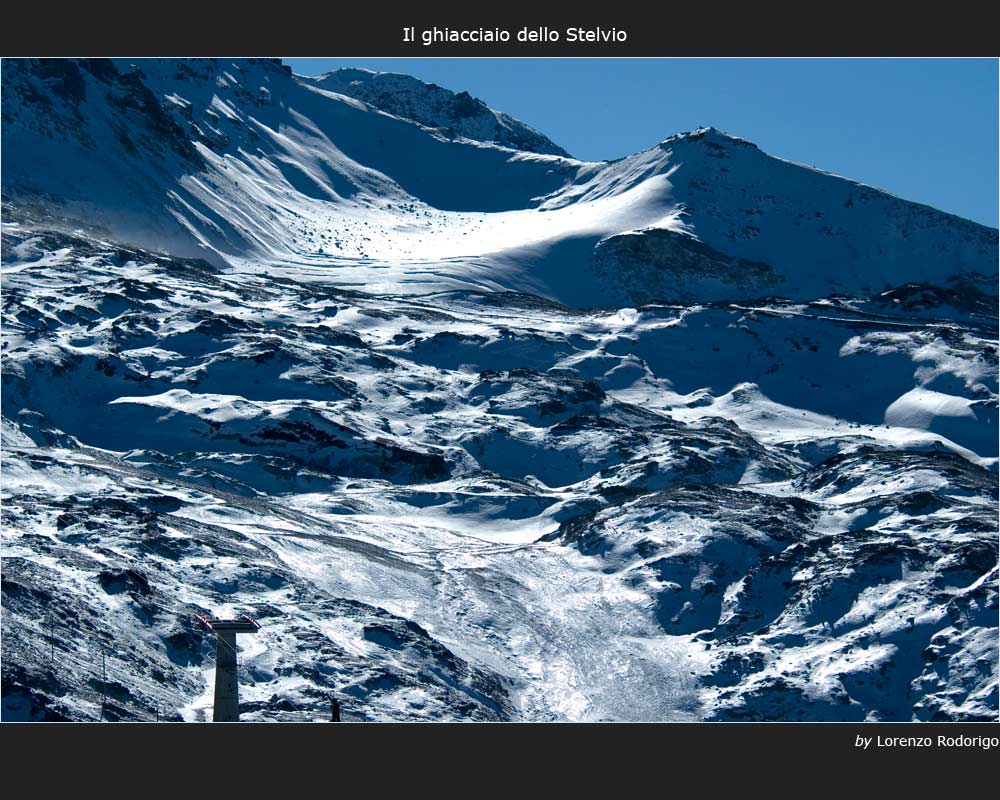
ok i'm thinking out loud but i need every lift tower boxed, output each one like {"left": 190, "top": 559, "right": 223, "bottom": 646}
{"left": 196, "top": 614, "right": 260, "bottom": 722}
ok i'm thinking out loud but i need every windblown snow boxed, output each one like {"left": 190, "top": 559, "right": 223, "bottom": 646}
{"left": 1, "top": 58, "right": 997, "bottom": 722}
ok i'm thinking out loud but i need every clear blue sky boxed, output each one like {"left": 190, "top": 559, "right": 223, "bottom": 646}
{"left": 283, "top": 58, "right": 999, "bottom": 228}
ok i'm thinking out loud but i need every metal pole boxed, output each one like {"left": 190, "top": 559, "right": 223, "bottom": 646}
{"left": 100, "top": 648, "right": 107, "bottom": 721}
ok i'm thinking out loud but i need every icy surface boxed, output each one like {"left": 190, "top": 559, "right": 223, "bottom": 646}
{"left": 1, "top": 58, "right": 997, "bottom": 722}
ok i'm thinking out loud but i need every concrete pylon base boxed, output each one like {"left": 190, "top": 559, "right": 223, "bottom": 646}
{"left": 213, "top": 630, "right": 240, "bottom": 722}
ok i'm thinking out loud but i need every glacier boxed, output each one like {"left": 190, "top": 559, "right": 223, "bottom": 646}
{"left": 1, "top": 58, "right": 997, "bottom": 722}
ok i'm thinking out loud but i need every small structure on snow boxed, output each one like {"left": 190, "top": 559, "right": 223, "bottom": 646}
{"left": 196, "top": 614, "right": 260, "bottom": 722}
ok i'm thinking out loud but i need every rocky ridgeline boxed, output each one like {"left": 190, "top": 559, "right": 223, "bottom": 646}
{"left": 310, "top": 68, "right": 571, "bottom": 157}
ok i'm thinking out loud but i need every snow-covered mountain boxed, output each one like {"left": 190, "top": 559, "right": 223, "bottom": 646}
{"left": 306, "top": 68, "right": 571, "bottom": 158}
{"left": 3, "top": 58, "right": 995, "bottom": 303}
{"left": 2, "top": 58, "right": 997, "bottom": 722}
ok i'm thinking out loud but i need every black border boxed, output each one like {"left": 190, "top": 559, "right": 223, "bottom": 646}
{"left": 1, "top": 0, "right": 998, "bottom": 786}
{"left": 1, "top": 3, "right": 999, "bottom": 56}
{"left": 2, "top": 720, "right": 999, "bottom": 788}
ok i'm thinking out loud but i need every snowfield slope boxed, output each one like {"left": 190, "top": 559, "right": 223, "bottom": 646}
{"left": 1, "top": 58, "right": 997, "bottom": 722}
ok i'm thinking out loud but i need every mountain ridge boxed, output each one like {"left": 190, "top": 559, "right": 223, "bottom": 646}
{"left": 3, "top": 57, "right": 995, "bottom": 306}
{"left": 306, "top": 67, "right": 572, "bottom": 158}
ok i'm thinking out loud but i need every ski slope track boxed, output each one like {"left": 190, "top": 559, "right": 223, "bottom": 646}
{"left": 1, "top": 58, "right": 997, "bottom": 722}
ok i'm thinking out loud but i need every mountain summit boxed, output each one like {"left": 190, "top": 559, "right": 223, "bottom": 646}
{"left": 307, "top": 67, "right": 571, "bottom": 157}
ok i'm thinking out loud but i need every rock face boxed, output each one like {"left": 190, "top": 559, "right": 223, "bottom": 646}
{"left": 592, "top": 227, "right": 784, "bottom": 305}
{"left": 1, "top": 59, "right": 997, "bottom": 722}
{"left": 309, "top": 68, "right": 571, "bottom": 157}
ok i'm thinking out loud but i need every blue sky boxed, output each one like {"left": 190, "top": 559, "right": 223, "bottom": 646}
{"left": 284, "top": 58, "right": 998, "bottom": 228}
